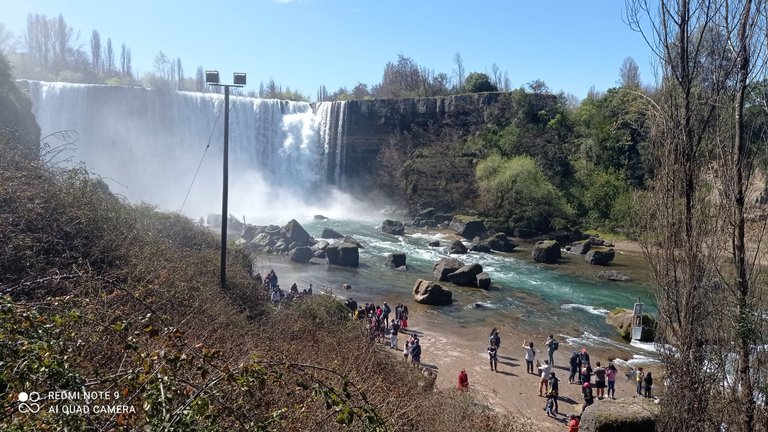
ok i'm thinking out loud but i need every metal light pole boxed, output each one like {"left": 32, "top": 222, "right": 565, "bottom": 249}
{"left": 205, "top": 70, "right": 246, "bottom": 289}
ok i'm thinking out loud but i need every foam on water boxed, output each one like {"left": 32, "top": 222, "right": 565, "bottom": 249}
{"left": 560, "top": 303, "right": 610, "bottom": 316}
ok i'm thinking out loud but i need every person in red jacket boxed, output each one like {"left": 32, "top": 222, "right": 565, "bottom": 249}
{"left": 457, "top": 368, "right": 469, "bottom": 390}
{"left": 568, "top": 414, "right": 580, "bottom": 431}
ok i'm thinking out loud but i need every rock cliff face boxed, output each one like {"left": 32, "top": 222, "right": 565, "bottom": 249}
{"left": 337, "top": 92, "right": 556, "bottom": 184}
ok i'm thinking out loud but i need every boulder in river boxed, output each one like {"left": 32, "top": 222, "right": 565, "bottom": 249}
{"left": 487, "top": 232, "right": 517, "bottom": 252}
{"left": 280, "top": 219, "right": 313, "bottom": 246}
{"left": 386, "top": 253, "right": 406, "bottom": 268}
{"left": 570, "top": 239, "right": 592, "bottom": 255}
{"left": 447, "top": 264, "right": 484, "bottom": 287}
{"left": 532, "top": 240, "right": 561, "bottom": 263}
{"left": 597, "top": 271, "right": 631, "bottom": 281}
{"left": 605, "top": 308, "right": 656, "bottom": 342}
{"left": 448, "top": 240, "right": 468, "bottom": 254}
{"left": 586, "top": 249, "right": 615, "bottom": 265}
{"left": 320, "top": 227, "right": 344, "bottom": 239}
{"left": 326, "top": 243, "right": 359, "bottom": 268}
{"left": 433, "top": 257, "right": 465, "bottom": 282}
{"left": 289, "top": 246, "right": 313, "bottom": 264}
{"left": 381, "top": 219, "right": 405, "bottom": 236}
{"left": 412, "top": 279, "right": 452, "bottom": 306}
{"left": 468, "top": 238, "right": 492, "bottom": 253}
{"left": 476, "top": 272, "right": 491, "bottom": 289}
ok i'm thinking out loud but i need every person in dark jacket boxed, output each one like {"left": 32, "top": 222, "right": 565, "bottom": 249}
{"left": 569, "top": 351, "right": 580, "bottom": 384}
{"left": 548, "top": 372, "right": 560, "bottom": 415}
{"left": 644, "top": 372, "right": 653, "bottom": 398}
{"left": 410, "top": 338, "right": 421, "bottom": 364}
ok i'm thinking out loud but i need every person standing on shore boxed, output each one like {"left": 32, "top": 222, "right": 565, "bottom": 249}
{"left": 390, "top": 319, "right": 400, "bottom": 349}
{"left": 458, "top": 368, "right": 469, "bottom": 390}
{"left": 401, "top": 305, "right": 409, "bottom": 330}
{"left": 593, "top": 362, "right": 606, "bottom": 399}
{"left": 489, "top": 328, "right": 501, "bottom": 354}
{"left": 643, "top": 372, "right": 653, "bottom": 398}
{"left": 523, "top": 340, "right": 536, "bottom": 374}
{"left": 548, "top": 371, "right": 560, "bottom": 415}
{"left": 403, "top": 338, "right": 410, "bottom": 362}
{"left": 606, "top": 363, "right": 618, "bottom": 399}
{"left": 545, "top": 335, "right": 558, "bottom": 367}
{"left": 487, "top": 342, "right": 499, "bottom": 372}
{"left": 569, "top": 351, "right": 580, "bottom": 384}
{"left": 382, "top": 302, "right": 391, "bottom": 328}
{"left": 579, "top": 348, "right": 592, "bottom": 384}
{"left": 537, "top": 359, "right": 552, "bottom": 396}
{"left": 410, "top": 338, "right": 421, "bottom": 364}
{"left": 635, "top": 367, "right": 644, "bottom": 395}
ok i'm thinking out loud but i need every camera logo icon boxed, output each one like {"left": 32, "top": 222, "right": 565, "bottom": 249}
{"left": 18, "top": 392, "right": 41, "bottom": 413}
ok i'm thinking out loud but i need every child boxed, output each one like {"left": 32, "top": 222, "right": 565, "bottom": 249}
{"left": 545, "top": 391, "right": 556, "bottom": 417}
{"left": 457, "top": 368, "right": 469, "bottom": 390}
{"left": 644, "top": 371, "right": 653, "bottom": 398}
{"left": 581, "top": 382, "right": 594, "bottom": 414}
{"left": 488, "top": 343, "right": 498, "bottom": 372}
{"left": 568, "top": 413, "right": 580, "bottom": 432}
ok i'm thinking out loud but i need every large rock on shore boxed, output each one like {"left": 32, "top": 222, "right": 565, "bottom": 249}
{"left": 532, "top": 240, "right": 561, "bottom": 263}
{"left": 326, "top": 243, "right": 359, "bottom": 268}
{"left": 320, "top": 227, "right": 344, "bottom": 239}
{"left": 449, "top": 240, "right": 468, "bottom": 254}
{"left": 412, "top": 279, "right": 452, "bottom": 305}
{"left": 606, "top": 308, "right": 656, "bottom": 342}
{"left": 447, "top": 263, "right": 484, "bottom": 287}
{"left": 433, "top": 257, "right": 465, "bottom": 281}
{"left": 281, "top": 219, "right": 313, "bottom": 246}
{"left": 580, "top": 398, "right": 658, "bottom": 432}
{"left": 449, "top": 216, "right": 488, "bottom": 239}
{"left": 381, "top": 219, "right": 405, "bottom": 235}
{"left": 586, "top": 249, "right": 615, "bottom": 265}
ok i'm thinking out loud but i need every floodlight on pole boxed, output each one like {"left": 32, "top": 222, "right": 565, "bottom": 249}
{"left": 206, "top": 71, "right": 246, "bottom": 289}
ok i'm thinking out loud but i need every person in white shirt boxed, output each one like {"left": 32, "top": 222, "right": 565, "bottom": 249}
{"left": 537, "top": 359, "right": 552, "bottom": 396}
{"left": 522, "top": 340, "right": 536, "bottom": 374}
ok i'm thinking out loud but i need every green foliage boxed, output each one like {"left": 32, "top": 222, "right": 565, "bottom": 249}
{"left": 0, "top": 53, "right": 40, "bottom": 154}
{"left": 476, "top": 155, "right": 573, "bottom": 231}
{"left": 464, "top": 72, "right": 498, "bottom": 93}
{"left": 568, "top": 165, "right": 633, "bottom": 229}
{"left": 572, "top": 87, "right": 650, "bottom": 186}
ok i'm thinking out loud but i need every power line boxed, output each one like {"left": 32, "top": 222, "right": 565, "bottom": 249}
{"left": 179, "top": 101, "right": 226, "bottom": 214}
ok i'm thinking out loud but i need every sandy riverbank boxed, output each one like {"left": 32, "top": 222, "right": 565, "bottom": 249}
{"left": 393, "top": 311, "right": 661, "bottom": 431}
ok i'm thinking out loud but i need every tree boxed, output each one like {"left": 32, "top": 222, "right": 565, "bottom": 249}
{"left": 464, "top": 72, "right": 498, "bottom": 93}
{"left": 526, "top": 79, "right": 550, "bottom": 94}
{"left": 452, "top": 52, "right": 465, "bottom": 91}
{"left": 0, "top": 23, "right": 18, "bottom": 55}
{"left": 90, "top": 30, "right": 101, "bottom": 73}
{"left": 476, "top": 155, "right": 572, "bottom": 231}
{"left": 377, "top": 53, "right": 423, "bottom": 98}
{"left": 626, "top": 1, "right": 767, "bottom": 431}
{"left": 103, "top": 37, "right": 114, "bottom": 76}
{"left": 619, "top": 56, "right": 641, "bottom": 88}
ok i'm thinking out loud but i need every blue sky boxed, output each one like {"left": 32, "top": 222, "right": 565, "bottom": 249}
{"left": 3, "top": 0, "right": 656, "bottom": 100}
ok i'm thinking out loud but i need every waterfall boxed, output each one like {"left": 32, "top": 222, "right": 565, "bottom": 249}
{"left": 315, "top": 101, "right": 348, "bottom": 187}
{"left": 21, "top": 80, "right": 348, "bottom": 220}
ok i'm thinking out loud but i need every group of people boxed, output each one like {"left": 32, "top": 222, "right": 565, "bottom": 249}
{"left": 347, "top": 299, "right": 421, "bottom": 364}
{"left": 474, "top": 329, "right": 658, "bottom": 427}
{"left": 256, "top": 269, "right": 313, "bottom": 304}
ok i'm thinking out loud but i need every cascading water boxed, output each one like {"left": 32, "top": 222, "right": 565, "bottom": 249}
{"left": 21, "top": 80, "right": 348, "bottom": 221}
